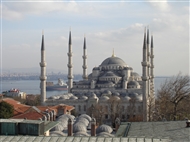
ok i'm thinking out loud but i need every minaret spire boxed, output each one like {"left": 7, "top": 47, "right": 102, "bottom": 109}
{"left": 40, "top": 31, "right": 47, "bottom": 105}
{"left": 150, "top": 35, "right": 155, "bottom": 95}
{"left": 67, "top": 30, "right": 73, "bottom": 93}
{"left": 147, "top": 27, "right": 150, "bottom": 99}
{"left": 82, "top": 36, "right": 88, "bottom": 80}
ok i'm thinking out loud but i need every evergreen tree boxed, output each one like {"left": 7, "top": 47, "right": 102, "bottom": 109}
{"left": 0, "top": 101, "right": 14, "bottom": 118}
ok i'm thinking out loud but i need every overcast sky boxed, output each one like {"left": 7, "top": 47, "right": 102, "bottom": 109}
{"left": 1, "top": 0, "right": 189, "bottom": 76}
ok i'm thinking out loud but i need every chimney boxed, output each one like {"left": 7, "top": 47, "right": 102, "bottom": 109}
{"left": 50, "top": 111, "right": 53, "bottom": 121}
{"left": 115, "top": 117, "right": 120, "bottom": 132}
{"left": 68, "top": 118, "right": 73, "bottom": 136}
{"left": 91, "top": 117, "right": 96, "bottom": 136}
{"left": 186, "top": 120, "right": 190, "bottom": 127}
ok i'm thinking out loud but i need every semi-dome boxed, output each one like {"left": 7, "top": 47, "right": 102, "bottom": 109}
{"left": 100, "top": 56, "right": 127, "bottom": 66}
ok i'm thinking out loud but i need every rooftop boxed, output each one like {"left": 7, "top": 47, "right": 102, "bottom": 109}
{"left": 0, "top": 136, "right": 170, "bottom": 142}
{"left": 116, "top": 121, "right": 190, "bottom": 141}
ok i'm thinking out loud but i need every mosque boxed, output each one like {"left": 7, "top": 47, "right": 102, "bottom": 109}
{"left": 40, "top": 28, "right": 155, "bottom": 122}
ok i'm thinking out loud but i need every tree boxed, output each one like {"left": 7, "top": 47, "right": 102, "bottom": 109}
{"left": 156, "top": 73, "right": 190, "bottom": 121}
{"left": 87, "top": 104, "right": 105, "bottom": 125}
{"left": 107, "top": 96, "right": 122, "bottom": 127}
{"left": 0, "top": 101, "right": 14, "bottom": 118}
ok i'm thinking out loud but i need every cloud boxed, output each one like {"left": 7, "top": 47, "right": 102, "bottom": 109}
{"left": 2, "top": 1, "right": 79, "bottom": 20}
{"left": 146, "top": 0, "right": 171, "bottom": 12}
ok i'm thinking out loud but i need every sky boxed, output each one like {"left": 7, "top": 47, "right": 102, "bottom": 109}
{"left": 0, "top": 0, "right": 189, "bottom": 76}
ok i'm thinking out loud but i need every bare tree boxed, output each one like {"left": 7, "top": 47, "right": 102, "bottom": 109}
{"left": 156, "top": 73, "right": 190, "bottom": 120}
{"left": 87, "top": 104, "right": 106, "bottom": 125}
{"left": 107, "top": 96, "right": 122, "bottom": 127}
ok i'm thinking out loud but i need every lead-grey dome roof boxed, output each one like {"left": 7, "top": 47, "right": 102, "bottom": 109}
{"left": 96, "top": 124, "right": 113, "bottom": 134}
{"left": 100, "top": 56, "right": 127, "bottom": 66}
{"left": 128, "top": 80, "right": 140, "bottom": 86}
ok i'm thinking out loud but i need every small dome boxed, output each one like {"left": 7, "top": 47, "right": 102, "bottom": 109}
{"left": 113, "top": 96, "right": 120, "bottom": 101}
{"left": 113, "top": 92, "right": 120, "bottom": 96}
{"left": 75, "top": 117, "right": 89, "bottom": 126}
{"left": 58, "top": 114, "right": 75, "bottom": 121}
{"left": 80, "top": 96, "right": 88, "bottom": 100}
{"left": 128, "top": 92, "right": 139, "bottom": 98}
{"left": 59, "top": 95, "right": 69, "bottom": 100}
{"left": 96, "top": 124, "right": 113, "bottom": 134}
{"left": 100, "top": 95, "right": 110, "bottom": 101}
{"left": 89, "top": 93, "right": 97, "bottom": 99}
{"left": 128, "top": 80, "right": 139, "bottom": 86}
{"left": 73, "top": 122, "right": 87, "bottom": 133}
{"left": 78, "top": 114, "right": 92, "bottom": 122}
{"left": 70, "top": 96, "right": 78, "bottom": 100}
{"left": 123, "top": 96, "right": 131, "bottom": 101}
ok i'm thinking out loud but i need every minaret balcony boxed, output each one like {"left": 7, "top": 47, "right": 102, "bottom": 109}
{"left": 40, "top": 76, "right": 47, "bottom": 81}
{"left": 141, "top": 76, "right": 149, "bottom": 81}
{"left": 67, "top": 53, "right": 73, "bottom": 56}
{"left": 141, "top": 61, "right": 149, "bottom": 66}
{"left": 82, "top": 65, "right": 87, "bottom": 69}
{"left": 82, "top": 55, "right": 87, "bottom": 59}
{"left": 39, "top": 62, "right": 47, "bottom": 67}
{"left": 68, "top": 75, "right": 74, "bottom": 79}
{"left": 67, "top": 64, "right": 73, "bottom": 68}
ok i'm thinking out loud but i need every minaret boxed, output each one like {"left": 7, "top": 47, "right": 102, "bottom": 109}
{"left": 147, "top": 28, "right": 150, "bottom": 98}
{"left": 141, "top": 27, "right": 148, "bottom": 121}
{"left": 67, "top": 31, "right": 73, "bottom": 93}
{"left": 82, "top": 36, "right": 88, "bottom": 80}
{"left": 40, "top": 31, "right": 47, "bottom": 105}
{"left": 150, "top": 35, "right": 155, "bottom": 97}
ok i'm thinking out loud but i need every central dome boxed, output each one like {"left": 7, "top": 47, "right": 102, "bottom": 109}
{"left": 100, "top": 56, "right": 127, "bottom": 66}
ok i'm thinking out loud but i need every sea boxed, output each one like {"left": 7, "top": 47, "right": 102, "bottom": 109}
{"left": 0, "top": 77, "right": 169, "bottom": 98}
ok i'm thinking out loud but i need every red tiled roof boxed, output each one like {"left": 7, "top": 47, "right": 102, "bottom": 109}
{"left": 11, "top": 111, "right": 44, "bottom": 120}
{"left": 1, "top": 98, "right": 75, "bottom": 120}
{"left": 0, "top": 98, "right": 31, "bottom": 115}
